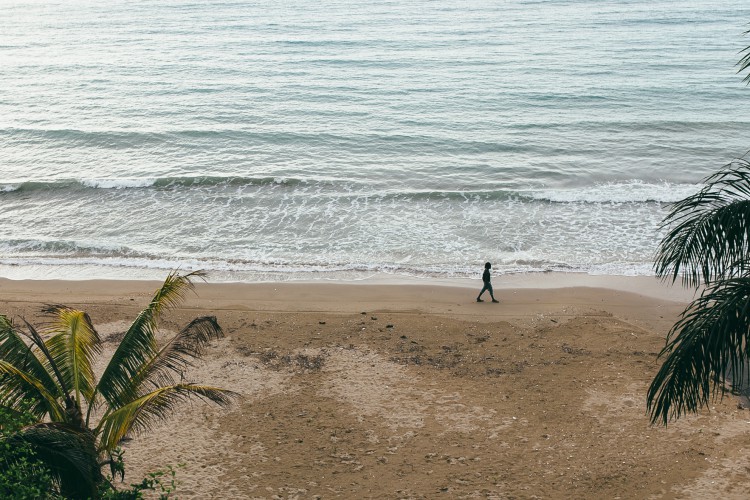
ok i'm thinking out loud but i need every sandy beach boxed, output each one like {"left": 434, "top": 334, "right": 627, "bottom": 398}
{"left": 2, "top": 275, "right": 749, "bottom": 499}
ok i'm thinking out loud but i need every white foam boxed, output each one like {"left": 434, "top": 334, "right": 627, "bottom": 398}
{"left": 526, "top": 181, "right": 701, "bottom": 203}
{"left": 0, "top": 254, "right": 660, "bottom": 282}
{"left": 80, "top": 178, "right": 157, "bottom": 189}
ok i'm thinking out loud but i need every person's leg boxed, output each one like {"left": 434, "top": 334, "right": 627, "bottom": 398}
{"left": 477, "top": 283, "right": 488, "bottom": 302}
{"left": 489, "top": 284, "right": 499, "bottom": 303}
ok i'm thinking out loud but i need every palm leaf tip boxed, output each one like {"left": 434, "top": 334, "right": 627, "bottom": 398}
{"left": 175, "top": 315, "right": 224, "bottom": 356}
{"left": 654, "top": 159, "right": 750, "bottom": 287}
{"left": 99, "top": 315, "right": 224, "bottom": 408}
{"left": 96, "top": 271, "right": 209, "bottom": 408}
{"left": 40, "top": 303, "right": 73, "bottom": 315}
{"left": 152, "top": 270, "right": 208, "bottom": 311}
{"left": 739, "top": 40, "right": 750, "bottom": 83}
{"left": 97, "top": 383, "right": 238, "bottom": 451}
{"left": 163, "top": 316, "right": 227, "bottom": 388}
{"left": 647, "top": 278, "right": 750, "bottom": 425}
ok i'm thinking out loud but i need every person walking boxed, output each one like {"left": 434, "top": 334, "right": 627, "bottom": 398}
{"left": 477, "top": 262, "right": 499, "bottom": 303}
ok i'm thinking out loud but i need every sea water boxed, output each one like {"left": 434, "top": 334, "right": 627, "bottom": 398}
{"left": 2, "top": 0, "right": 750, "bottom": 282}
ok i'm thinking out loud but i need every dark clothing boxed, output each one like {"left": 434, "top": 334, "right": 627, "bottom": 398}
{"left": 479, "top": 282, "right": 494, "bottom": 297}
{"left": 477, "top": 267, "right": 496, "bottom": 301}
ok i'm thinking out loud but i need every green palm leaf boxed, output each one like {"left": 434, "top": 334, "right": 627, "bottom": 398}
{"left": 45, "top": 308, "right": 101, "bottom": 409}
{"left": 96, "top": 383, "right": 236, "bottom": 452}
{"left": 96, "top": 270, "right": 205, "bottom": 410}
{"left": 10, "top": 422, "right": 100, "bottom": 499}
{"left": 739, "top": 26, "right": 750, "bottom": 84}
{"left": 127, "top": 316, "right": 224, "bottom": 392}
{"left": 0, "top": 269, "right": 235, "bottom": 492}
{"left": 655, "top": 159, "right": 750, "bottom": 287}
{"left": 0, "top": 360, "right": 65, "bottom": 421}
{"left": 0, "top": 316, "right": 61, "bottom": 419}
{"left": 647, "top": 277, "right": 750, "bottom": 425}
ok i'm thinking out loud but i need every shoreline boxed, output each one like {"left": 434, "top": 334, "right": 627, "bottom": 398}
{"left": 0, "top": 271, "right": 697, "bottom": 300}
{"left": 0, "top": 273, "right": 695, "bottom": 334}
{"left": 0, "top": 262, "right": 660, "bottom": 284}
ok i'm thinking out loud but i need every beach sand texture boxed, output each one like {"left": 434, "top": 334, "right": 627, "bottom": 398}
{"left": 2, "top": 277, "right": 750, "bottom": 499}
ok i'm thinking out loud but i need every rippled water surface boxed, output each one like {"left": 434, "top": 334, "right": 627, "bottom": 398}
{"left": 2, "top": 0, "right": 750, "bottom": 281}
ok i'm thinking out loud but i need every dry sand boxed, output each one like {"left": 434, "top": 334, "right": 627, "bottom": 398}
{"left": 2, "top": 275, "right": 750, "bottom": 499}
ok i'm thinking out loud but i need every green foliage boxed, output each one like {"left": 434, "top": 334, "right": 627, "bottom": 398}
{"left": 100, "top": 463, "right": 182, "bottom": 500}
{"left": 0, "top": 405, "right": 60, "bottom": 499}
{"left": 649, "top": 159, "right": 750, "bottom": 424}
{"left": 96, "top": 448, "right": 181, "bottom": 500}
{"left": 0, "top": 442, "right": 59, "bottom": 500}
{"left": 0, "top": 270, "right": 236, "bottom": 497}
{"left": 0, "top": 402, "right": 36, "bottom": 431}
{"left": 653, "top": 160, "right": 750, "bottom": 288}
{"left": 649, "top": 35, "right": 750, "bottom": 423}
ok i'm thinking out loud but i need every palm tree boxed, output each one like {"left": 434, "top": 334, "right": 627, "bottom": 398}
{"left": 647, "top": 159, "right": 750, "bottom": 425}
{"left": 647, "top": 28, "right": 750, "bottom": 424}
{"left": 0, "top": 270, "right": 236, "bottom": 498}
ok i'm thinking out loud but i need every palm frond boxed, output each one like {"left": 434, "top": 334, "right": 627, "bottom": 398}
{"left": 96, "top": 383, "right": 236, "bottom": 452}
{"left": 10, "top": 422, "right": 100, "bottom": 499}
{"left": 0, "top": 316, "right": 60, "bottom": 419}
{"left": 127, "top": 316, "right": 224, "bottom": 393}
{"left": 96, "top": 271, "right": 206, "bottom": 410}
{"left": 20, "top": 318, "right": 72, "bottom": 399}
{"left": 647, "top": 277, "right": 750, "bottom": 425}
{"left": 655, "top": 159, "right": 750, "bottom": 287}
{"left": 0, "top": 360, "right": 66, "bottom": 421}
{"left": 739, "top": 26, "right": 750, "bottom": 84}
{"left": 45, "top": 308, "right": 101, "bottom": 409}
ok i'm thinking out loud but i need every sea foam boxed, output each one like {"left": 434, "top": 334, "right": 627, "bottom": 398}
{"left": 526, "top": 181, "right": 702, "bottom": 204}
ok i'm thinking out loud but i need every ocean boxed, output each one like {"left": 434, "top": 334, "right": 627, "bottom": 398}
{"left": 2, "top": 0, "right": 750, "bottom": 282}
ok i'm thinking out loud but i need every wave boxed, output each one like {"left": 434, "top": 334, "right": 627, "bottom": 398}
{"left": 0, "top": 253, "right": 658, "bottom": 280}
{"left": 523, "top": 181, "right": 702, "bottom": 204}
{"left": 0, "top": 239, "right": 151, "bottom": 259}
{"left": 0, "top": 176, "right": 310, "bottom": 193}
{"left": 0, "top": 177, "right": 701, "bottom": 204}
{"left": 379, "top": 181, "right": 700, "bottom": 204}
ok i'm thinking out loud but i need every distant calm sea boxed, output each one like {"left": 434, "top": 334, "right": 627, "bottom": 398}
{"left": 2, "top": 0, "right": 750, "bottom": 282}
